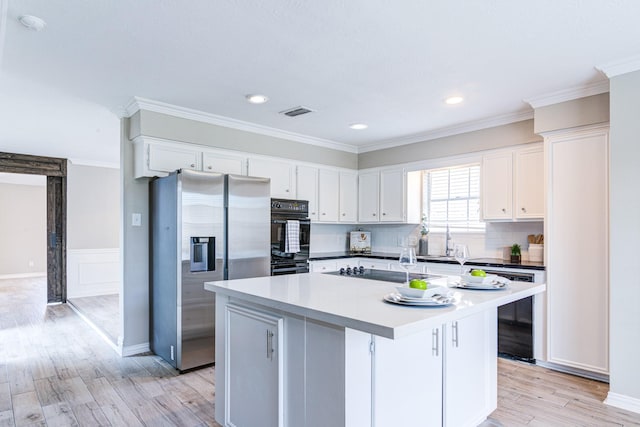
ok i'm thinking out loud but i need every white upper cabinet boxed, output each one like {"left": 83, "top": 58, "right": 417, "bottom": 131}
{"left": 296, "top": 166, "right": 319, "bottom": 221}
{"left": 514, "top": 147, "right": 544, "bottom": 219}
{"left": 482, "top": 144, "right": 543, "bottom": 221}
{"left": 482, "top": 152, "right": 513, "bottom": 220}
{"left": 248, "top": 157, "right": 296, "bottom": 199}
{"left": 202, "top": 150, "right": 245, "bottom": 175}
{"left": 358, "top": 168, "right": 419, "bottom": 223}
{"left": 380, "top": 169, "right": 405, "bottom": 222}
{"left": 133, "top": 138, "right": 202, "bottom": 177}
{"left": 358, "top": 172, "right": 380, "bottom": 222}
{"left": 339, "top": 172, "right": 358, "bottom": 222}
{"left": 318, "top": 169, "right": 340, "bottom": 222}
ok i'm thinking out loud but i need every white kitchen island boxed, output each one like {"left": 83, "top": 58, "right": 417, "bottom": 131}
{"left": 204, "top": 273, "right": 545, "bottom": 427}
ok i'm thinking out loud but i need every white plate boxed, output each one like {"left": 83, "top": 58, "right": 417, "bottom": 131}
{"left": 383, "top": 293, "right": 454, "bottom": 307}
{"left": 450, "top": 279, "right": 509, "bottom": 290}
{"left": 461, "top": 273, "right": 499, "bottom": 284}
{"left": 395, "top": 285, "right": 449, "bottom": 299}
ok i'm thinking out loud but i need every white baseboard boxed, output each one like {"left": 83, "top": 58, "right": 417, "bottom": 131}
{"left": 535, "top": 360, "right": 609, "bottom": 383}
{"left": 121, "top": 342, "right": 150, "bottom": 357}
{"left": 0, "top": 272, "right": 46, "bottom": 279}
{"left": 605, "top": 392, "right": 640, "bottom": 414}
{"left": 68, "top": 301, "right": 120, "bottom": 355}
{"left": 67, "top": 248, "right": 120, "bottom": 298}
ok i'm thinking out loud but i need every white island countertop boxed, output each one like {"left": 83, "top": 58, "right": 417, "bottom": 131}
{"left": 204, "top": 273, "right": 545, "bottom": 339}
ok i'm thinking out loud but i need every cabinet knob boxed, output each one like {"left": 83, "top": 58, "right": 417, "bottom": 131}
{"left": 382, "top": 212, "right": 386, "bottom": 216}
{"left": 373, "top": 213, "right": 376, "bottom": 216}
{"left": 311, "top": 212, "right": 316, "bottom": 215}
{"left": 501, "top": 208, "right": 506, "bottom": 213}
{"left": 521, "top": 207, "right": 527, "bottom": 213}
{"left": 322, "top": 213, "right": 326, "bottom": 216}
{"left": 207, "top": 165, "right": 212, "bottom": 170}
{"left": 342, "top": 213, "right": 345, "bottom": 216}
{"left": 286, "top": 189, "right": 289, "bottom": 192}
{"left": 190, "top": 163, "right": 195, "bottom": 168}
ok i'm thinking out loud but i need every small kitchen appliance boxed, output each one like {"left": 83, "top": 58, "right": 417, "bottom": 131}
{"left": 349, "top": 231, "right": 371, "bottom": 254}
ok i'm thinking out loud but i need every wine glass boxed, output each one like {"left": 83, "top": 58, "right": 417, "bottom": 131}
{"left": 398, "top": 247, "right": 417, "bottom": 284}
{"left": 453, "top": 244, "right": 469, "bottom": 275}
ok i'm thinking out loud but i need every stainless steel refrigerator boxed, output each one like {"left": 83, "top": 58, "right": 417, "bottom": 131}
{"left": 150, "top": 169, "right": 270, "bottom": 371}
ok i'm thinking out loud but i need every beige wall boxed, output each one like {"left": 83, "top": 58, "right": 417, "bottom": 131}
{"left": 609, "top": 70, "right": 640, "bottom": 403}
{"left": 358, "top": 119, "right": 541, "bottom": 169}
{"left": 534, "top": 93, "right": 609, "bottom": 134}
{"left": 130, "top": 109, "right": 358, "bottom": 169}
{"left": 67, "top": 164, "right": 120, "bottom": 249}
{"left": 0, "top": 182, "right": 46, "bottom": 275}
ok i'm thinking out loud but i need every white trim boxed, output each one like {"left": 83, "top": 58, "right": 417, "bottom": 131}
{"left": 357, "top": 110, "right": 534, "bottom": 153}
{"left": 121, "top": 342, "right": 150, "bottom": 357}
{"left": 124, "top": 96, "right": 358, "bottom": 154}
{"left": 524, "top": 80, "right": 610, "bottom": 109}
{"left": 535, "top": 360, "right": 609, "bottom": 383}
{"left": 68, "top": 301, "right": 121, "bottom": 355}
{"left": 67, "top": 248, "right": 120, "bottom": 298}
{"left": 0, "top": 0, "right": 8, "bottom": 74}
{"left": 596, "top": 55, "right": 640, "bottom": 78}
{"left": 0, "top": 272, "right": 46, "bottom": 280}
{"left": 538, "top": 122, "right": 610, "bottom": 140}
{"left": 605, "top": 392, "right": 640, "bottom": 415}
{"left": 68, "top": 158, "right": 119, "bottom": 169}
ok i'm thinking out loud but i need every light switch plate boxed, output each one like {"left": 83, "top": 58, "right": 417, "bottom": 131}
{"left": 132, "top": 213, "right": 142, "bottom": 227}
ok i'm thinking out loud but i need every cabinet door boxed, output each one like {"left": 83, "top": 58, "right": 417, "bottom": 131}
{"left": 358, "top": 259, "right": 390, "bottom": 270}
{"left": 358, "top": 172, "right": 379, "bottom": 222}
{"left": 248, "top": 158, "right": 295, "bottom": 199}
{"left": 380, "top": 169, "right": 405, "bottom": 222}
{"left": 339, "top": 172, "right": 358, "bottom": 222}
{"left": 444, "top": 309, "right": 497, "bottom": 427}
{"left": 148, "top": 143, "right": 201, "bottom": 173}
{"left": 202, "top": 151, "right": 244, "bottom": 175}
{"left": 309, "top": 260, "right": 337, "bottom": 272}
{"left": 226, "top": 305, "right": 283, "bottom": 427}
{"left": 297, "top": 166, "right": 319, "bottom": 221}
{"left": 373, "top": 328, "right": 443, "bottom": 427}
{"left": 547, "top": 129, "right": 609, "bottom": 375}
{"left": 514, "top": 147, "right": 544, "bottom": 219}
{"left": 482, "top": 152, "right": 513, "bottom": 220}
{"left": 318, "top": 169, "right": 340, "bottom": 222}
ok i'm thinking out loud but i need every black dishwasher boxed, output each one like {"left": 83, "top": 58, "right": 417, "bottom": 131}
{"left": 484, "top": 270, "right": 535, "bottom": 363}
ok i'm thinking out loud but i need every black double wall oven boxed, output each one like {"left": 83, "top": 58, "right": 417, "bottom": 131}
{"left": 270, "top": 198, "right": 310, "bottom": 275}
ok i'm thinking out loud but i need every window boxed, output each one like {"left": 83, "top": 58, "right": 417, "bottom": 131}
{"left": 422, "top": 164, "right": 484, "bottom": 232}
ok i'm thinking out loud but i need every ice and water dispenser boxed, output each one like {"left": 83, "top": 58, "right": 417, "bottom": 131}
{"left": 190, "top": 237, "right": 215, "bottom": 272}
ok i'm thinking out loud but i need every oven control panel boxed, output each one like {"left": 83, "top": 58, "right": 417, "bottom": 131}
{"left": 271, "top": 198, "right": 309, "bottom": 216}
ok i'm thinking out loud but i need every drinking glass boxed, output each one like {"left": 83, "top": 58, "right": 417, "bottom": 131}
{"left": 453, "top": 244, "right": 469, "bottom": 275}
{"left": 398, "top": 247, "right": 417, "bottom": 284}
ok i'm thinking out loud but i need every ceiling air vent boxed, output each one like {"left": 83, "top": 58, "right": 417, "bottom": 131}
{"left": 279, "top": 106, "right": 314, "bottom": 117}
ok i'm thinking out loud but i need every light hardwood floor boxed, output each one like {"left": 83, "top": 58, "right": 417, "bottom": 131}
{"left": 68, "top": 294, "right": 120, "bottom": 346}
{"left": 1, "top": 276, "right": 640, "bottom": 426}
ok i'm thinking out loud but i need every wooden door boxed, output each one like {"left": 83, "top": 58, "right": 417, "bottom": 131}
{"left": 0, "top": 152, "right": 67, "bottom": 303}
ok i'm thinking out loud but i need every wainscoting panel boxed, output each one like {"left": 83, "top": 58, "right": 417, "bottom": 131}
{"left": 67, "top": 248, "right": 120, "bottom": 298}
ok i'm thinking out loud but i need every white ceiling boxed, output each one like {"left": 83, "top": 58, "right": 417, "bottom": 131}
{"left": 1, "top": 1, "right": 640, "bottom": 165}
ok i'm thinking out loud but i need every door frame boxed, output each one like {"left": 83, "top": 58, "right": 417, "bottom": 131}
{"left": 0, "top": 152, "right": 67, "bottom": 303}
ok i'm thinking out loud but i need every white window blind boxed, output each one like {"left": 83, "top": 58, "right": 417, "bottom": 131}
{"left": 423, "top": 164, "right": 484, "bottom": 232}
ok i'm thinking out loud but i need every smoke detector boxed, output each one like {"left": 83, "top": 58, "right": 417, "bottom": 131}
{"left": 279, "top": 106, "right": 314, "bottom": 117}
{"left": 19, "top": 15, "right": 46, "bottom": 31}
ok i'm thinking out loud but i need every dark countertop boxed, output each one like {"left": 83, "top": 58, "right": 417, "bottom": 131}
{"left": 309, "top": 251, "right": 545, "bottom": 271}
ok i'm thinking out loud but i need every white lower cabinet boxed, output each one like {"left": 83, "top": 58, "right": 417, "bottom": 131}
{"left": 358, "top": 258, "right": 390, "bottom": 270}
{"left": 444, "top": 309, "right": 497, "bottom": 427}
{"left": 373, "top": 309, "right": 496, "bottom": 427}
{"left": 308, "top": 260, "right": 337, "bottom": 272}
{"left": 224, "top": 304, "right": 283, "bottom": 427}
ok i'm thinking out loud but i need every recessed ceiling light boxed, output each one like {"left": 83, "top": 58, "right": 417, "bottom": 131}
{"left": 246, "top": 94, "right": 269, "bottom": 104}
{"left": 349, "top": 123, "right": 368, "bottom": 130}
{"left": 445, "top": 96, "right": 464, "bottom": 105}
{"left": 19, "top": 15, "right": 46, "bottom": 31}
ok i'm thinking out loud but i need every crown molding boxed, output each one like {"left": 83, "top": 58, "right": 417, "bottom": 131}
{"left": 524, "top": 80, "right": 610, "bottom": 109}
{"left": 123, "top": 96, "right": 358, "bottom": 154}
{"left": 596, "top": 55, "right": 640, "bottom": 78}
{"left": 358, "top": 110, "right": 534, "bottom": 153}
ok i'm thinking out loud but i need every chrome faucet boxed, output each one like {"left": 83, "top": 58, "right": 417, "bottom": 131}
{"left": 445, "top": 225, "right": 453, "bottom": 256}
